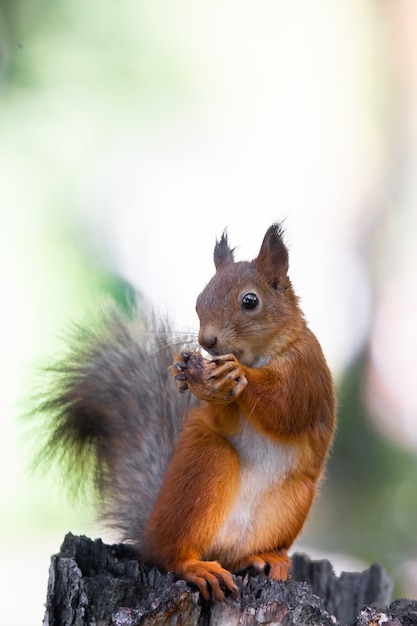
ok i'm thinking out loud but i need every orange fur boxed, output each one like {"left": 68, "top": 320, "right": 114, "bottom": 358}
{"left": 144, "top": 224, "right": 336, "bottom": 601}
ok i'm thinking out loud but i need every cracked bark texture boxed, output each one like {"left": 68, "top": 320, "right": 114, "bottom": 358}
{"left": 43, "top": 534, "right": 416, "bottom": 626}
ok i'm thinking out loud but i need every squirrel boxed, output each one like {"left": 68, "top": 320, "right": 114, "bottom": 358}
{"left": 39, "top": 223, "right": 336, "bottom": 602}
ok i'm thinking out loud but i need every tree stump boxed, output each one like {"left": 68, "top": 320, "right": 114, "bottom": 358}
{"left": 43, "top": 534, "right": 416, "bottom": 626}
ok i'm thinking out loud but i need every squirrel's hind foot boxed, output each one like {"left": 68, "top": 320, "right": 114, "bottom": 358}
{"left": 174, "top": 558, "right": 239, "bottom": 602}
{"left": 237, "top": 549, "right": 291, "bottom": 581}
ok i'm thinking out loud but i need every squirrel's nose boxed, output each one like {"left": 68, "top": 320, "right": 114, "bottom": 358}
{"left": 199, "top": 329, "right": 218, "bottom": 351}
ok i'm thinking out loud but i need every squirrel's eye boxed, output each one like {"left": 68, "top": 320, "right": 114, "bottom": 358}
{"left": 241, "top": 293, "right": 259, "bottom": 310}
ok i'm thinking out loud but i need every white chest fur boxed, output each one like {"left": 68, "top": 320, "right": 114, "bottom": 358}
{"left": 208, "top": 419, "right": 299, "bottom": 559}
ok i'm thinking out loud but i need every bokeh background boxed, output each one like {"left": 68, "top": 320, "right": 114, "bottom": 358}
{"left": 1, "top": 1, "right": 417, "bottom": 623}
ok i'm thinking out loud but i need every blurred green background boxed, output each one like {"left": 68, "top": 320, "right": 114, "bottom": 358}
{"left": 1, "top": 1, "right": 417, "bottom": 623}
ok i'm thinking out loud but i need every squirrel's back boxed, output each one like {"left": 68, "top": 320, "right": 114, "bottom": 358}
{"left": 39, "top": 305, "right": 197, "bottom": 542}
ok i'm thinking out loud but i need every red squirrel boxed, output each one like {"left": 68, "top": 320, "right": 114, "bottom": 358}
{"left": 40, "top": 223, "right": 336, "bottom": 602}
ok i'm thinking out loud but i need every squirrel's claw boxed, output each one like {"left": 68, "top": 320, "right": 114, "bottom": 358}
{"left": 170, "top": 351, "right": 247, "bottom": 401}
{"left": 175, "top": 559, "right": 239, "bottom": 602}
{"left": 169, "top": 352, "right": 193, "bottom": 393}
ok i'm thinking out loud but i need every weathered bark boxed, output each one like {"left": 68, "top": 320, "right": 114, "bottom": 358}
{"left": 43, "top": 534, "right": 416, "bottom": 626}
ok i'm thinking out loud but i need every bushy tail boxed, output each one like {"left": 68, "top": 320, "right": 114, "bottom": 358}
{"left": 37, "top": 304, "right": 197, "bottom": 545}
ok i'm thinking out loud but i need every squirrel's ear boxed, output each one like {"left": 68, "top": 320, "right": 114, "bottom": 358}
{"left": 255, "top": 223, "right": 289, "bottom": 286}
{"left": 214, "top": 230, "right": 235, "bottom": 271}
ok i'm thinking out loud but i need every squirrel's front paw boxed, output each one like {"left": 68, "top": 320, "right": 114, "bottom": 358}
{"left": 175, "top": 352, "right": 247, "bottom": 403}
{"left": 206, "top": 354, "right": 247, "bottom": 401}
{"left": 169, "top": 351, "right": 194, "bottom": 393}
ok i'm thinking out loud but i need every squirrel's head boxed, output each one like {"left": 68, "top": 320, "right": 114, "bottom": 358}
{"left": 196, "top": 223, "right": 303, "bottom": 367}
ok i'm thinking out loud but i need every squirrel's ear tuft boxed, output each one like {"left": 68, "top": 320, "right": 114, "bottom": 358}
{"left": 214, "top": 229, "right": 235, "bottom": 271}
{"left": 255, "top": 223, "right": 289, "bottom": 287}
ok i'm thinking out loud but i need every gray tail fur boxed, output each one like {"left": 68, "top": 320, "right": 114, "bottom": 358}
{"left": 36, "top": 304, "right": 198, "bottom": 545}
